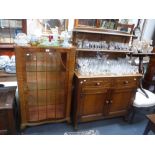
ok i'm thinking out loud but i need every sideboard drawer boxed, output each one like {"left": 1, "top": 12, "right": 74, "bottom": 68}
{"left": 81, "top": 78, "right": 111, "bottom": 89}
{"left": 115, "top": 77, "right": 138, "bottom": 88}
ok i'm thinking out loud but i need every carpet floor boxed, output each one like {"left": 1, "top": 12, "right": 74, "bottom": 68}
{"left": 22, "top": 112, "right": 154, "bottom": 135}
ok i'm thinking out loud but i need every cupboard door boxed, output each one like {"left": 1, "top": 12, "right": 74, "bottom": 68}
{"left": 108, "top": 88, "right": 136, "bottom": 116}
{"left": 25, "top": 50, "right": 67, "bottom": 122}
{"left": 79, "top": 89, "right": 108, "bottom": 121}
{"left": 0, "top": 111, "right": 7, "bottom": 134}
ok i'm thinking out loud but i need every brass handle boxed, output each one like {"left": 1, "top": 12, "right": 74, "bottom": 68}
{"left": 110, "top": 100, "right": 113, "bottom": 104}
{"left": 80, "top": 81, "right": 83, "bottom": 84}
{"left": 106, "top": 100, "right": 109, "bottom": 104}
{"left": 83, "top": 80, "right": 86, "bottom": 82}
{"left": 134, "top": 78, "right": 137, "bottom": 81}
{"left": 124, "top": 81, "right": 129, "bottom": 84}
{"left": 45, "top": 49, "right": 50, "bottom": 52}
{"left": 96, "top": 82, "right": 100, "bottom": 86}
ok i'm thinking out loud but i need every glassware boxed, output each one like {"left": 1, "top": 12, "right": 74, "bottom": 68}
{"left": 14, "top": 33, "right": 30, "bottom": 46}
{"left": 77, "top": 40, "right": 83, "bottom": 48}
{"left": 132, "top": 39, "right": 153, "bottom": 53}
{"left": 77, "top": 57, "right": 138, "bottom": 76}
{"left": 83, "top": 40, "right": 90, "bottom": 49}
{"left": 109, "top": 41, "right": 115, "bottom": 50}
{"left": 0, "top": 56, "right": 10, "bottom": 69}
{"left": 5, "top": 56, "right": 16, "bottom": 74}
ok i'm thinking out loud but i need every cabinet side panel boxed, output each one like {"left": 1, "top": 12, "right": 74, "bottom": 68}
{"left": 15, "top": 47, "right": 27, "bottom": 127}
{"left": 66, "top": 48, "right": 76, "bottom": 121}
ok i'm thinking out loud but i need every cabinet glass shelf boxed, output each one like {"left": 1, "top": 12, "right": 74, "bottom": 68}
{"left": 76, "top": 48, "right": 133, "bottom": 53}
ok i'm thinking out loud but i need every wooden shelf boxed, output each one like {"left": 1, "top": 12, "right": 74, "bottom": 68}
{"left": 0, "top": 44, "right": 15, "bottom": 49}
{"left": 73, "top": 27, "right": 135, "bottom": 37}
{"left": 0, "top": 70, "right": 16, "bottom": 77}
{"left": 128, "top": 53, "right": 155, "bottom": 57}
{"left": 76, "top": 48, "right": 133, "bottom": 53}
{"left": 75, "top": 71, "right": 142, "bottom": 79}
{"left": 16, "top": 45, "right": 75, "bottom": 50}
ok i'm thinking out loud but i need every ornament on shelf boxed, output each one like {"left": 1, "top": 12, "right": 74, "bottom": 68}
{"left": 132, "top": 39, "right": 153, "bottom": 54}
{"left": 60, "top": 30, "right": 71, "bottom": 47}
{"left": 14, "top": 33, "right": 30, "bottom": 46}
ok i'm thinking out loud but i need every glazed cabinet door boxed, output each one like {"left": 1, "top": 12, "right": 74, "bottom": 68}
{"left": 108, "top": 88, "right": 136, "bottom": 116}
{"left": 18, "top": 48, "right": 68, "bottom": 123}
{"left": 79, "top": 88, "right": 109, "bottom": 122}
{"left": 16, "top": 47, "right": 75, "bottom": 128}
{"left": 24, "top": 49, "right": 67, "bottom": 122}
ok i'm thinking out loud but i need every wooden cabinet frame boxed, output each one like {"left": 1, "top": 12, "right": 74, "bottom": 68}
{"left": 72, "top": 23, "right": 141, "bottom": 129}
{"left": 73, "top": 74, "right": 141, "bottom": 129}
{"left": 15, "top": 46, "right": 75, "bottom": 129}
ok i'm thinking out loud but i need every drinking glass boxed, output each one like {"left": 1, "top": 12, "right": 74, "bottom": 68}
{"left": 77, "top": 40, "right": 83, "bottom": 48}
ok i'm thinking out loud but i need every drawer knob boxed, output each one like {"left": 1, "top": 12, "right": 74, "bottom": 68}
{"left": 45, "top": 49, "right": 50, "bottom": 52}
{"left": 80, "top": 81, "right": 83, "bottom": 84}
{"left": 83, "top": 80, "right": 86, "bottom": 82}
{"left": 96, "top": 82, "right": 100, "bottom": 86}
{"left": 106, "top": 100, "right": 109, "bottom": 104}
{"left": 134, "top": 78, "right": 137, "bottom": 81}
{"left": 124, "top": 81, "right": 129, "bottom": 84}
{"left": 110, "top": 100, "right": 113, "bottom": 104}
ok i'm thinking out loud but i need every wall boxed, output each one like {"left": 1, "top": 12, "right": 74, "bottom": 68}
{"left": 142, "top": 19, "right": 155, "bottom": 42}
{"left": 26, "top": 19, "right": 155, "bottom": 43}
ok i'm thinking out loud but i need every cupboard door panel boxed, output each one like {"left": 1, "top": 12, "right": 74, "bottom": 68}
{"left": 0, "top": 111, "right": 7, "bottom": 131}
{"left": 108, "top": 88, "right": 136, "bottom": 116}
{"left": 79, "top": 90, "right": 108, "bottom": 118}
{"left": 56, "top": 104, "right": 65, "bottom": 119}
{"left": 47, "top": 104, "right": 55, "bottom": 119}
{"left": 28, "top": 106, "right": 38, "bottom": 122}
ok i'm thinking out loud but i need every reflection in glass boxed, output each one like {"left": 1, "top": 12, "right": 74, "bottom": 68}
{"left": 27, "top": 19, "right": 68, "bottom": 36}
{"left": 78, "top": 19, "right": 97, "bottom": 27}
{"left": 0, "top": 19, "right": 23, "bottom": 43}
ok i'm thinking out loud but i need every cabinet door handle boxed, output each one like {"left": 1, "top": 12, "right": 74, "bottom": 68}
{"left": 96, "top": 82, "right": 100, "bottom": 86}
{"left": 106, "top": 100, "right": 109, "bottom": 104}
{"left": 110, "top": 100, "right": 113, "bottom": 104}
{"left": 80, "top": 81, "right": 83, "bottom": 84}
{"left": 124, "top": 81, "right": 129, "bottom": 84}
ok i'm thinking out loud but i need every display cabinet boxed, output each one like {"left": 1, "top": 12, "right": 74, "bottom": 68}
{"left": 72, "top": 26, "right": 142, "bottom": 129}
{"left": 0, "top": 19, "right": 27, "bottom": 82}
{"left": 15, "top": 46, "right": 75, "bottom": 129}
{"left": 0, "top": 19, "right": 26, "bottom": 49}
{"left": 74, "top": 19, "right": 134, "bottom": 34}
{"left": 74, "top": 19, "right": 118, "bottom": 29}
